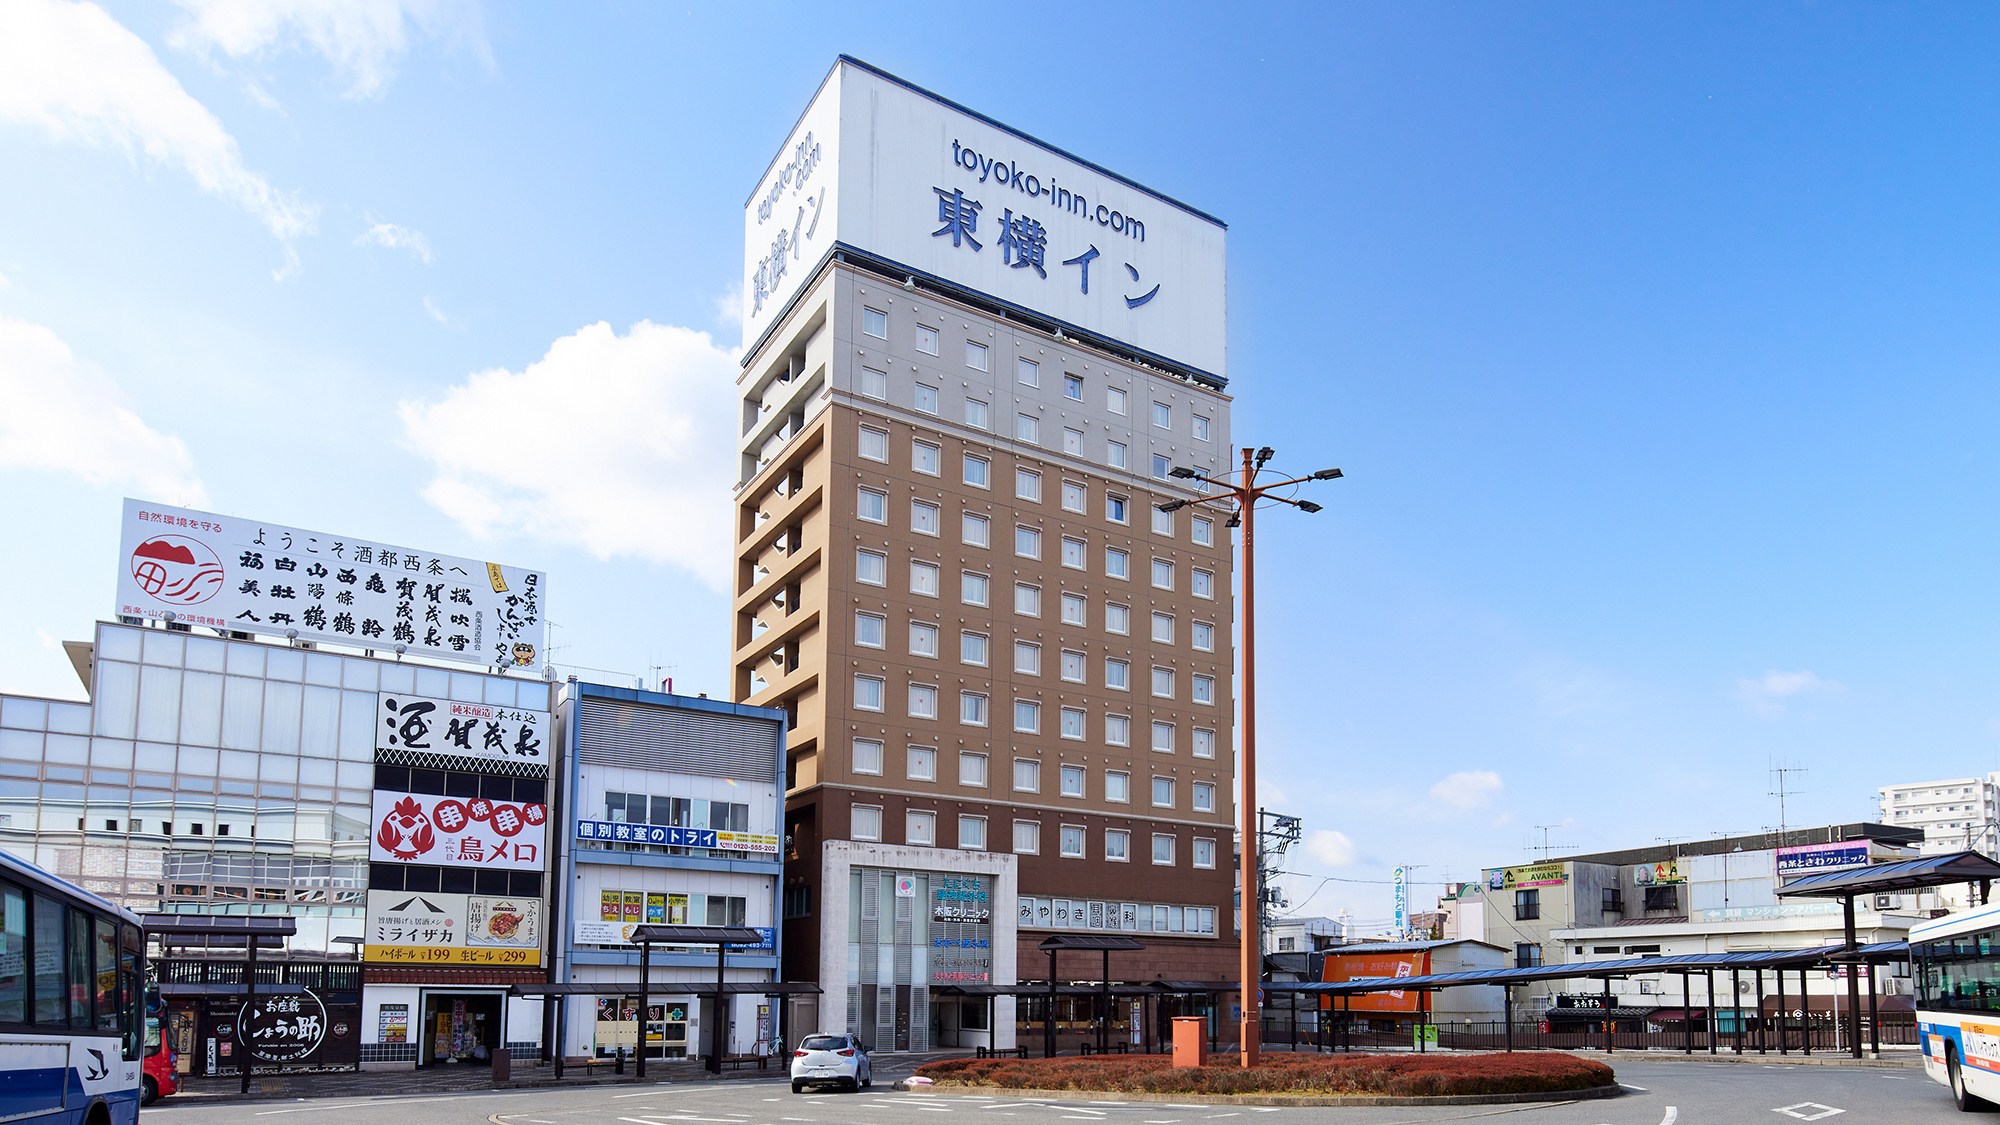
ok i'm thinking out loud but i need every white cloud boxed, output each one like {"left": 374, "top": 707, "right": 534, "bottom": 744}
{"left": 1736, "top": 669, "right": 1843, "bottom": 716}
{"left": 1304, "top": 829, "right": 1356, "bottom": 868}
{"left": 0, "top": 315, "right": 207, "bottom": 504}
{"left": 1429, "top": 769, "right": 1503, "bottom": 810}
{"left": 399, "top": 320, "right": 739, "bottom": 586}
{"left": 0, "top": 0, "right": 316, "bottom": 275}
{"left": 169, "top": 0, "right": 487, "bottom": 101}
{"left": 357, "top": 215, "right": 432, "bottom": 263}
{"left": 421, "top": 295, "right": 448, "bottom": 324}
{"left": 35, "top": 628, "right": 62, "bottom": 652}
{"left": 712, "top": 282, "right": 744, "bottom": 334}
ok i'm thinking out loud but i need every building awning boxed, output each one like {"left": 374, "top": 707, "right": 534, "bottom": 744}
{"left": 507, "top": 980, "right": 819, "bottom": 997}
{"left": 140, "top": 914, "right": 299, "bottom": 939}
{"left": 157, "top": 982, "right": 308, "bottom": 998}
{"left": 627, "top": 925, "right": 765, "bottom": 946}
{"left": 1776, "top": 851, "right": 2000, "bottom": 898}
{"left": 1036, "top": 935, "right": 1146, "bottom": 952}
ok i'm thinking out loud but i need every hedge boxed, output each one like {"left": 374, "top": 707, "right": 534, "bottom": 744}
{"left": 913, "top": 1052, "right": 1614, "bottom": 1097}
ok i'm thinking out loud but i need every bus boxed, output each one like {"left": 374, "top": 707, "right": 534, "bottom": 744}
{"left": 0, "top": 848, "right": 147, "bottom": 1125}
{"left": 1911, "top": 903, "right": 2000, "bottom": 1112}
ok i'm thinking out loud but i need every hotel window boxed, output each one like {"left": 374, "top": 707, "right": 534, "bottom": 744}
{"left": 1151, "top": 454, "right": 1172, "bottom": 481}
{"left": 1060, "top": 825, "right": 1086, "bottom": 858}
{"left": 916, "top": 324, "right": 939, "bottom": 355}
{"left": 1013, "top": 700, "right": 1041, "bottom": 733}
{"left": 1193, "top": 675, "right": 1215, "bottom": 705}
{"left": 1193, "top": 728, "right": 1216, "bottom": 759}
{"left": 1105, "top": 659, "right": 1130, "bottom": 691}
{"left": 1060, "top": 482, "right": 1087, "bottom": 515}
{"left": 1103, "top": 772, "right": 1131, "bottom": 806}
{"left": 1151, "top": 721, "right": 1175, "bottom": 753}
{"left": 911, "top": 560, "right": 939, "bottom": 597}
{"left": 1105, "top": 829, "right": 1131, "bottom": 862}
{"left": 915, "top": 383, "right": 939, "bottom": 414}
{"left": 1105, "top": 603, "right": 1130, "bottom": 635}
{"left": 959, "top": 751, "right": 988, "bottom": 787}
{"left": 965, "top": 398, "right": 990, "bottom": 429}
{"left": 1193, "top": 781, "right": 1216, "bottom": 812}
{"left": 908, "top": 683, "right": 938, "bottom": 719}
{"left": 1192, "top": 569, "right": 1214, "bottom": 598}
{"left": 1013, "top": 819, "right": 1040, "bottom": 854}
{"left": 1151, "top": 558, "right": 1175, "bottom": 589}
{"left": 960, "top": 631, "right": 989, "bottom": 666}
{"left": 856, "top": 549, "right": 886, "bottom": 586}
{"left": 1192, "top": 621, "right": 1215, "bottom": 652}
{"left": 1104, "top": 547, "right": 1129, "bottom": 580}
{"left": 1016, "top": 356, "right": 1039, "bottom": 386}
{"left": 911, "top": 499, "right": 940, "bottom": 536}
{"left": 1193, "top": 414, "right": 1211, "bottom": 442}
{"left": 1014, "top": 583, "right": 1041, "bottom": 617}
{"left": 857, "top": 487, "right": 887, "bottom": 523}
{"left": 1106, "top": 494, "right": 1129, "bottom": 523}
{"left": 909, "top": 621, "right": 939, "bottom": 659}
{"left": 1153, "top": 776, "right": 1175, "bottom": 808}
{"left": 1105, "top": 714, "right": 1130, "bottom": 746}
{"left": 1192, "top": 516, "right": 1214, "bottom": 546}
{"left": 1107, "top": 386, "right": 1128, "bottom": 415}
{"left": 1015, "top": 525, "right": 1042, "bottom": 559}
{"left": 906, "top": 745, "right": 937, "bottom": 781}
{"left": 912, "top": 440, "right": 941, "bottom": 476}
{"left": 962, "top": 513, "right": 990, "bottom": 548}
{"left": 1062, "top": 373, "right": 1083, "bottom": 401}
{"left": 1152, "top": 667, "right": 1175, "bottom": 698}
{"left": 1060, "top": 764, "right": 1085, "bottom": 797}
{"left": 907, "top": 810, "right": 936, "bottom": 846}
{"left": 1060, "top": 536, "right": 1086, "bottom": 569}
{"left": 959, "top": 815, "right": 987, "bottom": 851}
{"left": 1013, "top": 758, "right": 1041, "bottom": 793}
{"left": 853, "top": 738, "right": 884, "bottom": 776}
{"left": 1016, "top": 468, "right": 1042, "bottom": 501}
{"left": 1016, "top": 414, "right": 1040, "bottom": 445}
{"left": 1152, "top": 834, "right": 1176, "bottom": 866}
{"left": 1013, "top": 641, "right": 1041, "bottom": 676}
{"left": 1193, "top": 838, "right": 1217, "bottom": 868}
{"left": 1059, "top": 707, "right": 1085, "bottom": 740}
{"left": 862, "top": 307, "right": 888, "bottom": 338}
{"left": 1059, "top": 649, "right": 1086, "bottom": 682}
{"left": 1151, "top": 506, "right": 1174, "bottom": 535}
{"left": 1152, "top": 402, "right": 1172, "bottom": 429}
{"left": 1107, "top": 441, "right": 1128, "bottom": 470}
{"left": 962, "top": 454, "right": 991, "bottom": 488}
{"left": 858, "top": 425, "right": 888, "bottom": 462}
{"left": 1062, "top": 427, "right": 1084, "bottom": 455}
{"left": 852, "top": 805, "right": 882, "bottom": 841}
{"left": 1060, "top": 593, "right": 1086, "bottom": 626}
{"left": 854, "top": 611, "right": 885, "bottom": 649}
{"left": 854, "top": 675, "right": 884, "bottom": 711}
{"left": 1151, "top": 612, "right": 1174, "bottom": 644}
{"left": 860, "top": 367, "right": 888, "bottom": 399}
{"left": 960, "top": 571, "right": 989, "bottom": 606}
{"left": 967, "top": 340, "right": 989, "bottom": 371}
{"left": 960, "top": 691, "right": 989, "bottom": 726}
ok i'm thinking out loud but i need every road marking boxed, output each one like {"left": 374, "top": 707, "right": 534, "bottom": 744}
{"left": 1774, "top": 1105, "right": 1844, "bottom": 1122}
{"left": 615, "top": 1092, "right": 663, "bottom": 1099}
{"left": 1661, "top": 1110, "right": 1678, "bottom": 1125}
{"left": 1620, "top": 1084, "right": 1649, "bottom": 1092}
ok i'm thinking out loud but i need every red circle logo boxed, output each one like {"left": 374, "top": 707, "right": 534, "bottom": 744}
{"left": 130, "top": 535, "right": 224, "bottom": 605}
{"left": 432, "top": 800, "right": 470, "bottom": 833}
{"left": 488, "top": 803, "right": 524, "bottom": 837}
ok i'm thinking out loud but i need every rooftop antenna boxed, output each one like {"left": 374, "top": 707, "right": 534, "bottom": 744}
{"left": 1770, "top": 760, "right": 1807, "bottom": 848}
{"left": 1533, "top": 824, "right": 1564, "bottom": 862}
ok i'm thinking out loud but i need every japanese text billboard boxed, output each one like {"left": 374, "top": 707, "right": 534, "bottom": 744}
{"left": 744, "top": 58, "right": 1227, "bottom": 377}
{"left": 1484, "top": 862, "right": 1568, "bottom": 891}
{"left": 1777, "top": 841, "right": 1872, "bottom": 877}
{"left": 1633, "top": 859, "right": 1684, "bottom": 885}
{"left": 116, "top": 498, "right": 546, "bottom": 671}
{"left": 574, "top": 818, "right": 781, "bottom": 854}
{"left": 377, "top": 693, "right": 549, "bottom": 773}
{"left": 369, "top": 789, "right": 547, "bottom": 871}
{"left": 362, "top": 890, "right": 543, "bottom": 966}
{"left": 1321, "top": 950, "right": 1432, "bottom": 1014}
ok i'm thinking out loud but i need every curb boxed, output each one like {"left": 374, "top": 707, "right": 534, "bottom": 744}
{"left": 897, "top": 1082, "right": 1622, "bottom": 1108}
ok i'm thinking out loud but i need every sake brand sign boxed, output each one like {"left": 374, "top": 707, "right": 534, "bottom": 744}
{"left": 377, "top": 693, "right": 550, "bottom": 772}
{"left": 362, "top": 890, "right": 544, "bottom": 966}
{"left": 369, "top": 789, "right": 546, "bottom": 871}
{"left": 116, "top": 498, "right": 546, "bottom": 670}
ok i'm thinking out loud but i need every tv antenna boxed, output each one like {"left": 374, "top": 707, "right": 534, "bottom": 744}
{"left": 1770, "top": 761, "right": 1807, "bottom": 848}
{"left": 1533, "top": 824, "right": 1565, "bottom": 862}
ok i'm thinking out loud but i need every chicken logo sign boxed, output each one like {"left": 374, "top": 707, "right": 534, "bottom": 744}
{"left": 369, "top": 789, "right": 547, "bottom": 871}
{"left": 129, "top": 535, "right": 224, "bottom": 605}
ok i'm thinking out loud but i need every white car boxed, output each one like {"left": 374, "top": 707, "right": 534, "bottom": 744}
{"left": 790, "top": 1033, "right": 872, "bottom": 1093}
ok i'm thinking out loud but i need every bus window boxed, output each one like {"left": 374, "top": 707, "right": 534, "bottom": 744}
{"left": 31, "top": 895, "right": 64, "bottom": 1025}
{"left": 124, "top": 923, "right": 145, "bottom": 1060}
{"left": 0, "top": 882, "right": 23, "bottom": 1023}
{"left": 94, "top": 916, "right": 119, "bottom": 1034}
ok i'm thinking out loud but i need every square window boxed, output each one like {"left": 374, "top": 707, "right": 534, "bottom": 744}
{"left": 1060, "top": 825, "right": 1086, "bottom": 858}
{"left": 1015, "top": 414, "right": 1040, "bottom": 446}
{"left": 1013, "top": 699, "right": 1040, "bottom": 733}
{"left": 1062, "top": 427, "right": 1084, "bottom": 455}
{"left": 1151, "top": 721, "right": 1175, "bottom": 753}
{"left": 1193, "top": 569, "right": 1214, "bottom": 598}
{"left": 1193, "top": 674, "right": 1215, "bottom": 705}
{"left": 853, "top": 737, "right": 883, "bottom": 776}
{"left": 862, "top": 307, "right": 888, "bottom": 338}
{"left": 961, "top": 691, "right": 989, "bottom": 726}
{"left": 1152, "top": 667, "right": 1175, "bottom": 698}
{"left": 911, "top": 560, "right": 939, "bottom": 597}
{"left": 1151, "top": 612, "right": 1174, "bottom": 643}
{"left": 1013, "top": 819, "right": 1040, "bottom": 854}
{"left": 1107, "top": 387, "right": 1128, "bottom": 415}
{"left": 1193, "top": 838, "right": 1217, "bottom": 868}
{"left": 907, "top": 745, "right": 936, "bottom": 781}
{"left": 1152, "top": 558, "right": 1175, "bottom": 589}
{"left": 854, "top": 674, "right": 884, "bottom": 711}
{"left": 1060, "top": 764, "right": 1085, "bottom": 797}
{"left": 1016, "top": 468, "right": 1042, "bottom": 501}
{"left": 857, "top": 487, "right": 887, "bottom": 523}
{"left": 1105, "top": 828, "right": 1131, "bottom": 862}
{"left": 967, "top": 340, "right": 989, "bottom": 371}
{"left": 1105, "top": 770, "right": 1130, "bottom": 803}
{"left": 959, "top": 815, "right": 987, "bottom": 850}
{"left": 1152, "top": 776, "right": 1175, "bottom": 807}
{"left": 860, "top": 367, "right": 888, "bottom": 399}
{"left": 1151, "top": 453, "right": 1172, "bottom": 480}
{"left": 1014, "top": 758, "right": 1041, "bottom": 793}
{"left": 1107, "top": 442, "right": 1128, "bottom": 470}
{"left": 960, "top": 631, "right": 989, "bottom": 666}
{"left": 1016, "top": 356, "right": 1039, "bottom": 386}
{"left": 853, "top": 805, "right": 882, "bottom": 841}
{"left": 1014, "top": 583, "right": 1041, "bottom": 617}
{"left": 1063, "top": 374, "right": 1083, "bottom": 401}
{"left": 1151, "top": 506, "right": 1174, "bottom": 535}
{"left": 1193, "top": 782, "right": 1216, "bottom": 812}
{"left": 1060, "top": 593, "right": 1086, "bottom": 626}
{"left": 1152, "top": 834, "right": 1176, "bottom": 865}
{"left": 962, "top": 513, "right": 990, "bottom": 549}
{"left": 909, "top": 621, "right": 939, "bottom": 658}
{"left": 907, "top": 810, "right": 936, "bottom": 846}
{"left": 911, "top": 499, "right": 940, "bottom": 536}
{"left": 1192, "top": 517, "right": 1214, "bottom": 546}
{"left": 1106, "top": 659, "right": 1130, "bottom": 691}
{"left": 1105, "top": 713, "right": 1131, "bottom": 746}
{"left": 854, "top": 611, "right": 885, "bottom": 649}
{"left": 1193, "top": 621, "right": 1215, "bottom": 652}
{"left": 1013, "top": 641, "right": 1041, "bottom": 675}
{"left": 961, "top": 571, "right": 990, "bottom": 606}
{"left": 912, "top": 440, "right": 941, "bottom": 476}
{"left": 964, "top": 454, "right": 991, "bottom": 487}
{"left": 856, "top": 549, "right": 887, "bottom": 586}
{"left": 1059, "top": 649, "right": 1086, "bottom": 682}
{"left": 1152, "top": 402, "right": 1172, "bottom": 429}
{"left": 1015, "top": 525, "right": 1042, "bottom": 559}
{"left": 1105, "top": 548, "right": 1129, "bottom": 580}
{"left": 1105, "top": 603, "right": 1130, "bottom": 635}
{"left": 1049, "top": 705, "right": 1081, "bottom": 742}
{"left": 959, "top": 751, "right": 988, "bottom": 787}
{"left": 1193, "top": 728, "right": 1216, "bottom": 759}
{"left": 908, "top": 683, "right": 938, "bottom": 719}
{"left": 916, "top": 324, "right": 939, "bottom": 355}
{"left": 1061, "top": 480, "right": 1087, "bottom": 513}
{"left": 1193, "top": 414, "right": 1211, "bottom": 442}
{"left": 1107, "top": 494, "right": 1129, "bottom": 523}
{"left": 858, "top": 425, "right": 888, "bottom": 462}
{"left": 965, "top": 398, "right": 990, "bottom": 429}
{"left": 1061, "top": 536, "right": 1086, "bottom": 569}
{"left": 915, "top": 383, "right": 939, "bottom": 414}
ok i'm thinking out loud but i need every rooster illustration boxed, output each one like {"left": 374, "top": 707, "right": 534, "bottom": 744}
{"left": 376, "top": 797, "right": 436, "bottom": 860}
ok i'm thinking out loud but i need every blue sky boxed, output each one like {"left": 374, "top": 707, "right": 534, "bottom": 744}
{"left": 3, "top": 2, "right": 1996, "bottom": 934}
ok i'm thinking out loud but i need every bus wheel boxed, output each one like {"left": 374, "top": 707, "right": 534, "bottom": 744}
{"left": 142, "top": 1076, "right": 159, "bottom": 1106}
{"left": 1949, "top": 1044, "right": 1989, "bottom": 1112}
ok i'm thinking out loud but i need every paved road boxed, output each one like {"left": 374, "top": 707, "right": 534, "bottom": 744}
{"left": 147, "top": 1056, "right": 1963, "bottom": 1125}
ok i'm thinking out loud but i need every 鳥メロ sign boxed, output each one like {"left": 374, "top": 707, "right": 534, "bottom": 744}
{"left": 369, "top": 789, "right": 546, "bottom": 871}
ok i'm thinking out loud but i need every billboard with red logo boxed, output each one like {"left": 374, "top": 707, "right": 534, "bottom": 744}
{"left": 368, "top": 789, "right": 547, "bottom": 871}
{"left": 1320, "top": 949, "right": 1433, "bottom": 1014}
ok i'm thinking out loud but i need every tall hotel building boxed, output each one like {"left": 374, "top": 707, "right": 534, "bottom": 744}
{"left": 732, "top": 58, "right": 1237, "bottom": 1049}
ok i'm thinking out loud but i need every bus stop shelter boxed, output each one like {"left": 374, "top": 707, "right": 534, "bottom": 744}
{"left": 141, "top": 914, "right": 300, "bottom": 1093}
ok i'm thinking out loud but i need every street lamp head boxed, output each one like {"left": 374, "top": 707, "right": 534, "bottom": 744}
{"left": 1168, "top": 466, "right": 1199, "bottom": 480}
{"left": 1226, "top": 512, "right": 1241, "bottom": 529}
{"left": 1311, "top": 468, "right": 1344, "bottom": 481}
{"left": 1157, "top": 499, "right": 1188, "bottom": 512}
{"left": 1296, "top": 500, "right": 1323, "bottom": 514}
{"left": 1255, "top": 446, "right": 1276, "bottom": 468}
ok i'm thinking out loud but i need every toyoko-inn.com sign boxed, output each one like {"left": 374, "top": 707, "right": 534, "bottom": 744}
{"left": 743, "top": 58, "right": 1227, "bottom": 377}
{"left": 116, "top": 499, "right": 546, "bottom": 671}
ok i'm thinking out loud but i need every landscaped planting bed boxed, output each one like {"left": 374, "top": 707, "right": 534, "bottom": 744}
{"left": 914, "top": 1052, "right": 1615, "bottom": 1098}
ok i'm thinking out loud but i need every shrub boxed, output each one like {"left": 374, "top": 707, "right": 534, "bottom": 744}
{"left": 912, "top": 1052, "right": 1613, "bottom": 1098}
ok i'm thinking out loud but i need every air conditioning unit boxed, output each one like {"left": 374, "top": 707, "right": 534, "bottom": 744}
{"left": 1874, "top": 895, "right": 1897, "bottom": 910}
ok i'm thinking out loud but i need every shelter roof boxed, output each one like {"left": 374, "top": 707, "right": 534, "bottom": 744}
{"left": 1776, "top": 851, "right": 2000, "bottom": 899}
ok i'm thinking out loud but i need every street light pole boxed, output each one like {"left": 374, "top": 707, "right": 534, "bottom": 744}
{"left": 1161, "top": 447, "right": 1340, "bottom": 1069}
